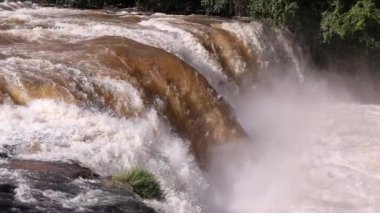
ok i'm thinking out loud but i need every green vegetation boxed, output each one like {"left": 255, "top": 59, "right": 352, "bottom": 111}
{"left": 249, "top": 0, "right": 380, "bottom": 50}
{"left": 201, "top": 0, "right": 230, "bottom": 15}
{"left": 110, "top": 168, "right": 163, "bottom": 200}
{"left": 248, "top": 0, "right": 379, "bottom": 70}
{"left": 321, "top": 0, "right": 380, "bottom": 50}
{"left": 135, "top": 0, "right": 200, "bottom": 13}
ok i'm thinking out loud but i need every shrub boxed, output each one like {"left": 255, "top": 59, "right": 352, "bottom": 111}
{"left": 111, "top": 168, "right": 163, "bottom": 200}
{"left": 136, "top": 0, "right": 199, "bottom": 13}
{"left": 249, "top": 0, "right": 298, "bottom": 26}
{"left": 321, "top": 0, "right": 380, "bottom": 50}
{"left": 201, "top": 0, "right": 230, "bottom": 15}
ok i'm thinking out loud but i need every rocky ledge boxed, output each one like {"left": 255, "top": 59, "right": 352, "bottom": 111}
{"left": 0, "top": 149, "right": 156, "bottom": 213}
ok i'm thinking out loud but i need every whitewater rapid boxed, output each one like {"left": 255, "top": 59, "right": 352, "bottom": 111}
{"left": 1, "top": 2, "right": 380, "bottom": 213}
{"left": 3, "top": 94, "right": 380, "bottom": 213}
{"left": 0, "top": 99, "right": 207, "bottom": 212}
{"left": 0, "top": 2, "right": 306, "bottom": 102}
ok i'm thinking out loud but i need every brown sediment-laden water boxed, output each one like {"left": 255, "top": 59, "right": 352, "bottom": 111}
{"left": 1, "top": 1, "right": 380, "bottom": 213}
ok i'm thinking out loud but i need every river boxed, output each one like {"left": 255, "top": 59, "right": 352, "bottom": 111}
{"left": 1, "top": 1, "right": 379, "bottom": 213}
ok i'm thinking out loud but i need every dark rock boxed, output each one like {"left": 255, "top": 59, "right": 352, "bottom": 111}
{"left": 0, "top": 183, "right": 37, "bottom": 212}
{"left": 0, "top": 160, "right": 157, "bottom": 212}
{"left": 90, "top": 201, "right": 156, "bottom": 213}
{"left": 0, "top": 152, "right": 9, "bottom": 159}
{"left": 0, "top": 146, "right": 11, "bottom": 159}
{"left": 3, "top": 159, "right": 99, "bottom": 179}
{"left": 0, "top": 183, "right": 15, "bottom": 193}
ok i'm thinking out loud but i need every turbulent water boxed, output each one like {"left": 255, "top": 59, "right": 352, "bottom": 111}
{"left": 1, "top": 1, "right": 380, "bottom": 213}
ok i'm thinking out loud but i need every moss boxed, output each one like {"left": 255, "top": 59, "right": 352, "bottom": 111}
{"left": 111, "top": 168, "right": 163, "bottom": 200}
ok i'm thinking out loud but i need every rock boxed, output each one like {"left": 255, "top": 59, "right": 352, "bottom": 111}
{"left": 0, "top": 183, "right": 15, "bottom": 193}
{"left": 0, "top": 152, "right": 9, "bottom": 159}
{"left": 0, "top": 146, "right": 11, "bottom": 159}
{"left": 0, "top": 183, "right": 35, "bottom": 212}
{"left": 3, "top": 159, "right": 99, "bottom": 179}
{"left": 89, "top": 202, "right": 156, "bottom": 213}
{"left": 0, "top": 160, "right": 157, "bottom": 212}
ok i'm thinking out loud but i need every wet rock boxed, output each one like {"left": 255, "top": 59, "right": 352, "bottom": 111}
{"left": 89, "top": 202, "right": 156, "bottom": 213}
{"left": 0, "top": 183, "right": 36, "bottom": 212}
{"left": 0, "top": 183, "right": 16, "bottom": 205}
{"left": 0, "top": 53, "right": 7, "bottom": 59}
{"left": 0, "top": 160, "right": 156, "bottom": 212}
{"left": 4, "top": 159, "right": 99, "bottom": 179}
{"left": 0, "top": 183, "right": 15, "bottom": 193}
{"left": 0, "top": 152, "right": 9, "bottom": 159}
{"left": 0, "top": 146, "right": 11, "bottom": 159}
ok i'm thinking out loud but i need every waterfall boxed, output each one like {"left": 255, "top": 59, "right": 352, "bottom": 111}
{"left": 0, "top": 5, "right": 378, "bottom": 213}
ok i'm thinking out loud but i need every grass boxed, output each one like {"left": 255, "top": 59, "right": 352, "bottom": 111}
{"left": 111, "top": 168, "right": 163, "bottom": 200}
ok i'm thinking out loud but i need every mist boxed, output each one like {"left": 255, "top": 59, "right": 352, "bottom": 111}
{"left": 204, "top": 72, "right": 380, "bottom": 212}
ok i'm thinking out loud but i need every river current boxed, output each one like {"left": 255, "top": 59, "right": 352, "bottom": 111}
{"left": 1, "top": 1, "right": 379, "bottom": 213}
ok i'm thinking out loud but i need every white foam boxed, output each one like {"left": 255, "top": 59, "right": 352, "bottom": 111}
{"left": 4, "top": 13, "right": 32, "bottom": 22}
{"left": 0, "top": 57, "right": 146, "bottom": 113}
{"left": 0, "top": 100, "right": 207, "bottom": 212}
{"left": 93, "top": 76, "right": 145, "bottom": 113}
{"left": 0, "top": 1, "right": 35, "bottom": 11}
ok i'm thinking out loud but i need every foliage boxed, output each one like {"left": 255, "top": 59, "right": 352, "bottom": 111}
{"left": 136, "top": 0, "right": 200, "bottom": 13}
{"left": 249, "top": 0, "right": 298, "bottom": 26}
{"left": 111, "top": 168, "right": 163, "bottom": 200}
{"left": 248, "top": 0, "right": 379, "bottom": 67}
{"left": 201, "top": 0, "right": 230, "bottom": 15}
{"left": 136, "top": 0, "right": 170, "bottom": 11}
{"left": 321, "top": 0, "right": 380, "bottom": 50}
{"left": 201, "top": 0, "right": 250, "bottom": 16}
{"left": 43, "top": 0, "right": 134, "bottom": 8}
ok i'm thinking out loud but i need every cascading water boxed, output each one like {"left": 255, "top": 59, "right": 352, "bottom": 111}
{"left": 1, "top": 1, "right": 379, "bottom": 213}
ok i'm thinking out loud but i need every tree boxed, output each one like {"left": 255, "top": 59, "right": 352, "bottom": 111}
{"left": 136, "top": 0, "right": 200, "bottom": 13}
{"left": 249, "top": 0, "right": 379, "bottom": 57}
{"left": 321, "top": 0, "right": 380, "bottom": 50}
